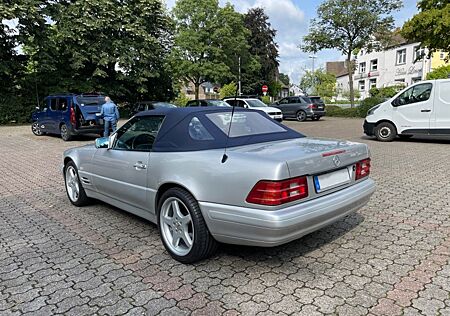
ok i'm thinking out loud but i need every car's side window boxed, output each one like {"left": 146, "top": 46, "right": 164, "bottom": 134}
{"left": 188, "top": 117, "right": 214, "bottom": 140}
{"left": 289, "top": 98, "right": 299, "bottom": 104}
{"left": 238, "top": 100, "right": 247, "bottom": 108}
{"left": 57, "top": 98, "right": 68, "bottom": 111}
{"left": 113, "top": 116, "right": 165, "bottom": 152}
{"left": 49, "top": 98, "right": 58, "bottom": 111}
{"left": 279, "top": 98, "right": 289, "bottom": 104}
{"left": 395, "top": 83, "right": 432, "bottom": 106}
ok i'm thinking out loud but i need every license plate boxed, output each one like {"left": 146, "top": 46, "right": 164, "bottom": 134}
{"left": 314, "top": 168, "right": 350, "bottom": 193}
{"left": 317, "top": 106, "right": 324, "bottom": 110}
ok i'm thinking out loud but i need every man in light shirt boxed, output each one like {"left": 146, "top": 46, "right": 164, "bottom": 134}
{"left": 100, "top": 96, "right": 120, "bottom": 137}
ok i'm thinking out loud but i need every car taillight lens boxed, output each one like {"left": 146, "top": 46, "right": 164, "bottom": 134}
{"left": 246, "top": 176, "right": 308, "bottom": 206}
{"left": 70, "top": 107, "right": 76, "bottom": 126}
{"left": 355, "top": 158, "right": 371, "bottom": 180}
{"left": 308, "top": 104, "right": 314, "bottom": 109}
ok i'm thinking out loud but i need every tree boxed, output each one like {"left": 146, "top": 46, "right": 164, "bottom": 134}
{"left": 426, "top": 65, "right": 450, "bottom": 80}
{"left": 170, "top": 0, "right": 249, "bottom": 100}
{"left": 279, "top": 73, "right": 290, "bottom": 86}
{"left": 402, "top": 0, "right": 450, "bottom": 57}
{"left": 243, "top": 8, "right": 279, "bottom": 95}
{"left": 300, "top": 69, "right": 336, "bottom": 101}
{"left": 219, "top": 82, "right": 237, "bottom": 99}
{"left": 301, "top": 0, "right": 402, "bottom": 107}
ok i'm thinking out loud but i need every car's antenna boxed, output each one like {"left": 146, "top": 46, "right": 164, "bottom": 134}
{"left": 221, "top": 80, "right": 240, "bottom": 163}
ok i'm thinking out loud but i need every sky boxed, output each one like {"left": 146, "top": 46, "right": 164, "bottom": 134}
{"left": 165, "top": 0, "right": 420, "bottom": 84}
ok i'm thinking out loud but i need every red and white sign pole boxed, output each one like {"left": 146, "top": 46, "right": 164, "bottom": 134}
{"left": 262, "top": 85, "right": 268, "bottom": 96}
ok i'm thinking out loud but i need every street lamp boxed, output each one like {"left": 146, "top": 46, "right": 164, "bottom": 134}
{"left": 309, "top": 55, "right": 317, "bottom": 73}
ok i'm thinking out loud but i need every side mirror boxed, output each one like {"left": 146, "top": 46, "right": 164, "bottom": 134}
{"left": 391, "top": 99, "right": 399, "bottom": 107}
{"left": 95, "top": 137, "right": 109, "bottom": 149}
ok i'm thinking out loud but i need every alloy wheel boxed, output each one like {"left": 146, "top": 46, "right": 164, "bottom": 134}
{"left": 65, "top": 166, "right": 80, "bottom": 202}
{"left": 160, "top": 197, "right": 194, "bottom": 256}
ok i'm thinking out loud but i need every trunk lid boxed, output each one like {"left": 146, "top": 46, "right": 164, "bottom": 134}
{"left": 229, "top": 137, "right": 369, "bottom": 177}
{"left": 75, "top": 96, "right": 105, "bottom": 121}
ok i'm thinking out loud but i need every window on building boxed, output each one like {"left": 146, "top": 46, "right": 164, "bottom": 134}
{"left": 396, "top": 49, "right": 406, "bottom": 65}
{"left": 370, "top": 59, "right": 378, "bottom": 71}
{"left": 414, "top": 46, "right": 425, "bottom": 61}
{"left": 440, "top": 51, "right": 445, "bottom": 60}
{"left": 369, "top": 79, "right": 377, "bottom": 89}
{"left": 359, "top": 62, "right": 366, "bottom": 73}
{"left": 359, "top": 80, "right": 365, "bottom": 91}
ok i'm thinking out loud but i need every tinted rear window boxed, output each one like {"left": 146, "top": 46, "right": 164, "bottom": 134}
{"left": 76, "top": 97, "right": 106, "bottom": 106}
{"left": 310, "top": 97, "right": 324, "bottom": 104}
{"left": 301, "top": 97, "right": 312, "bottom": 103}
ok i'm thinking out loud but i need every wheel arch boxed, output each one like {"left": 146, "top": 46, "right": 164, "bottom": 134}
{"left": 155, "top": 182, "right": 198, "bottom": 215}
{"left": 375, "top": 119, "right": 398, "bottom": 132}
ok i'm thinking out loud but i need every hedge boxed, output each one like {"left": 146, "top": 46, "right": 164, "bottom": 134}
{"left": 0, "top": 96, "right": 37, "bottom": 125}
{"left": 326, "top": 96, "right": 384, "bottom": 118}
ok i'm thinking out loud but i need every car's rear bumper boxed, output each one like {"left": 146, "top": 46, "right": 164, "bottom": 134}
{"left": 199, "top": 178, "right": 375, "bottom": 247}
{"left": 311, "top": 110, "right": 326, "bottom": 117}
{"left": 363, "top": 120, "right": 376, "bottom": 136}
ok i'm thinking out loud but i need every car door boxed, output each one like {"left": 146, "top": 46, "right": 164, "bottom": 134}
{"left": 90, "top": 115, "right": 164, "bottom": 210}
{"left": 34, "top": 98, "right": 51, "bottom": 132}
{"left": 277, "top": 97, "right": 291, "bottom": 117}
{"left": 431, "top": 80, "right": 450, "bottom": 133}
{"left": 46, "top": 97, "right": 60, "bottom": 132}
{"left": 392, "top": 83, "right": 433, "bottom": 133}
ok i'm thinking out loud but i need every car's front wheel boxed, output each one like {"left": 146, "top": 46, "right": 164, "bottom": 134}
{"left": 158, "top": 188, "right": 217, "bottom": 263}
{"left": 375, "top": 122, "right": 397, "bottom": 142}
{"left": 296, "top": 110, "right": 307, "bottom": 122}
{"left": 60, "top": 123, "right": 72, "bottom": 141}
{"left": 31, "top": 122, "right": 44, "bottom": 136}
{"left": 64, "top": 161, "right": 91, "bottom": 206}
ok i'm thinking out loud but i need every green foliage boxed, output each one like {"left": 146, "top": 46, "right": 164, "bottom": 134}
{"left": 268, "top": 81, "right": 282, "bottom": 98}
{"left": 426, "top": 65, "right": 450, "bottom": 80}
{"left": 169, "top": 0, "right": 251, "bottom": 99}
{"left": 402, "top": 0, "right": 450, "bottom": 57}
{"left": 300, "top": 69, "right": 336, "bottom": 100}
{"left": 172, "top": 93, "right": 191, "bottom": 107}
{"left": 369, "top": 85, "right": 403, "bottom": 98}
{"left": 301, "top": 0, "right": 402, "bottom": 106}
{"left": 358, "top": 97, "right": 384, "bottom": 117}
{"left": 242, "top": 8, "right": 279, "bottom": 95}
{"left": 219, "top": 82, "right": 237, "bottom": 99}
{"left": 325, "top": 105, "right": 360, "bottom": 118}
{"left": 278, "top": 73, "right": 290, "bottom": 86}
{"left": 261, "top": 96, "right": 271, "bottom": 104}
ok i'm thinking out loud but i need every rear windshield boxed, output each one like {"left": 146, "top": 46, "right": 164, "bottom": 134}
{"left": 310, "top": 97, "right": 324, "bottom": 104}
{"left": 76, "top": 97, "right": 106, "bottom": 106}
{"left": 301, "top": 97, "right": 312, "bottom": 103}
{"left": 206, "top": 112, "right": 286, "bottom": 138}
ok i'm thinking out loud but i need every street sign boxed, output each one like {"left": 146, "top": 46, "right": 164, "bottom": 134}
{"left": 262, "top": 85, "right": 268, "bottom": 92}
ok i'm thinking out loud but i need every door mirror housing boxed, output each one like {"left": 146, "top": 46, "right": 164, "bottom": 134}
{"left": 95, "top": 137, "right": 109, "bottom": 149}
{"left": 391, "top": 98, "right": 399, "bottom": 107}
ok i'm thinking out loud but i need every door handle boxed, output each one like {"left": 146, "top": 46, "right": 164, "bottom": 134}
{"left": 133, "top": 161, "right": 147, "bottom": 170}
{"left": 421, "top": 109, "right": 431, "bottom": 112}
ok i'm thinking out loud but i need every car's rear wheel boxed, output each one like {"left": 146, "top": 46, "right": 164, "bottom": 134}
{"left": 60, "top": 123, "right": 72, "bottom": 141}
{"left": 31, "top": 122, "right": 44, "bottom": 136}
{"left": 64, "top": 161, "right": 91, "bottom": 206}
{"left": 158, "top": 188, "right": 217, "bottom": 263}
{"left": 296, "top": 110, "right": 307, "bottom": 122}
{"left": 375, "top": 122, "right": 397, "bottom": 142}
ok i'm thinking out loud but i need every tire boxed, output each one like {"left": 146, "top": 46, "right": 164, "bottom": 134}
{"left": 296, "top": 110, "right": 307, "bottom": 122}
{"left": 375, "top": 122, "right": 397, "bottom": 142}
{"left": 60, "top": 123, "right": 72, "bottom": 141}
{"left": 158, "top": 188, "right": 218, "bottom": 263}
{"left": 64, "top": 161, "right": 91, "bottom": 206}
{"left": 31, "top": 121, "right": 44, "bottom": 136}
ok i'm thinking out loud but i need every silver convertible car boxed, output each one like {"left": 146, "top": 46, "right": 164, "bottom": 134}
{"left": 63, "top": 107, "right": 375, "bottom": 263}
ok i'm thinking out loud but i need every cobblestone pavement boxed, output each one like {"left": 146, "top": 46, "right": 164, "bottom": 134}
{"left": 1, "top": 118, "right": 450, "bottom": 316}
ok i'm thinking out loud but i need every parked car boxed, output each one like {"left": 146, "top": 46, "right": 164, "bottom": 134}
{"left": 364, "top": 79, "right": 450, "bottom": 141}
{"left": 31, "top": 93, "right": 106, "bottom": 141}
{"left": 63, "top": 107, "right": 375, "bottom": 263}
{"left": 130, "top": 101, "right": 177, "bottom": 116}
{"left": 223, "top": 97, "right": 283, "bottom": 122}
{"left": 272, "top": 96, "right": 326, "bottom": 121}
{"left": 186, "top": 99, "right": 230, "bottom": 107}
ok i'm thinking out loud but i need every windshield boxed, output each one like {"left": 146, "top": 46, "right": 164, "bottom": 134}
{"left": 208, "top": 100, "right": 230, "bottom": 107}
{"left": 76, "top": 96, "right": 106, "bottom": 106}
{"left": 246, "top": 99, "right": 267, "bottom": 108}
{"left": 153, "top": 102, "right": 177, "bottom": 108}
{"left": 206, "top": 112, "right": 286, "bottom": 138}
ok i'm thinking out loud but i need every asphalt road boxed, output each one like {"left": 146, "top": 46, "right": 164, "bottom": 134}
{"left": 1, "top": 117, "right": 449, "bottom": 315}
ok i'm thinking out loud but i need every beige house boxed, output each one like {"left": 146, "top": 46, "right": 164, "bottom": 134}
{"left": 180, "top": 81, "right": 221, "bottom": 100}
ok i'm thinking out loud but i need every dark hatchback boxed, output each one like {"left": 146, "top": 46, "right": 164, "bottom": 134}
{"left": 130, "top": 101, "right": 177, "bottom": 116}
{"left": 31, "top": 93, "right": 106, "bottom": 141}
{"left": 272, "top": 96, "right": 326, "bottom": 121}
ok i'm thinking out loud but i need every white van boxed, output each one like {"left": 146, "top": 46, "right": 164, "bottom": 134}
{"left": 364, "top": 79, "right": 450, "bottom": 141}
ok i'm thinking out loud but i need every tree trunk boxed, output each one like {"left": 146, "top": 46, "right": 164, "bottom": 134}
{"left": 194, "top": 82, "right": 200, "bottom": 100}
{"left": 347, "top": 55, "right": 355, "bottom": 108}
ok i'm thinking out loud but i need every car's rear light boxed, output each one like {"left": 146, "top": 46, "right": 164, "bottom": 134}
{"left": 70, "top": 107, "right": 76, "bottom": 126}
{"left": 308, "top": 104, "right": 314, "bottom": 109}
{"left": 355, "top": 158, "right": 371, "bottom": 180}
{"left": 246, "top": 176, "right": 308, "bottom": 206}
